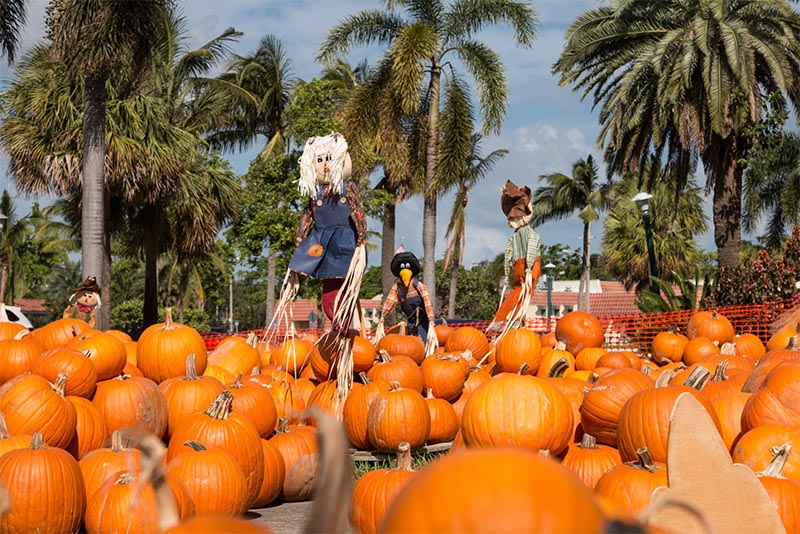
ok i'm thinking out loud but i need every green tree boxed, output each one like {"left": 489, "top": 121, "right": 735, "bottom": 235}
{"left": 320, "top": 0, "right": 538, "bottom": 311}
{"left": 47, "top": 0, "right": 174, "bottom": 328}
{"left": 436, "top": 255, "right": 504, "bottom": 319}
{"left": 443, "top": 133, "right": 506, "bottom": 318}
{"left": 553, "top": 0, "right": 800, "bottom": 270}
{"left": 602, "top": 162, "right": 708, "bottom": 292}
{"left": 0, "top": 0, "right": 26, "bottom": 63}
{"left": 532, "top": 155, "right": 611, "bottom": 312}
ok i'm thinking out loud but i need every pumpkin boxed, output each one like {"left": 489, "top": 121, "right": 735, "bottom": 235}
{"left": 79, "top": 429, "right": 141, "bottom": 501}
{"left": 377, "top": 327, "right": 426, "bottom": 365}
{"left": 0, "top": 330, "right": 43, "bottom": 384}
{"left": 580, "top": 368, "right": 654, "bottom": 448}
{"left": 710, "top": 390, "right": 750, "bottom": 453}
{"left": 555, "top": 311, "right": 604, "bottom": 356}
{"left": 560, "top": 434, "right": 622, "bottom": 490}
{"left": 593, "top": 447, "right": 667, "bottom": 516}
{"left": 227, "top": 372, "right": 278, "bottom": 437}
{"left": 32, "top": 346, "right": 97, "bottom": 398}
{"left": 444, "top": 327, "right": 491, "bottom": 364}
{"left": 540, "top": 331, "right": 557, "bottom": 349}
{"left": 30, "top": 317, "right": 90, "bottom": 350}
{"left": 137, "top": 308, "right": 208, "bottom": 383}
{"left": 733, "top": 333, "right": 766, "bottom": 361}
{"left": 536, "top": 342, "right": 576, "bottom": 378}
{"left": 461, "top": 373, "right": 573, "bottom": 455}
{"left": 123, "top": 341, "right": 138, "bottom": 365}
{"left": 268, "top": 417, "right": 318, "bottom": 501}
{"left": 66, "top": 396, "right": 108, "bottom": 460}
{"left": 105, "top": 330, "right": 133, "bottom": 343}
{"left": 698, "top": 359, "right": 749, "bottom": 402}
{"left": 203, "top": 364, "right": 235, "bottom": 384}
{"left": 367, "top": 381, "right": 431, "bottom": 452}
{"left": 379, "top": 447, "right": 605, "bottom": 533}
{"left": 758, "top": 335, "right": 800, "bottom": 365}
{"left": 123, "top": 361, "right": 143, "bottom": 377}
{"left": 271, "top": 337, "right": 313, "bottom": 376}
{"left": 547, "top": 374, "right": 586, "bottom": 437}
{"left": 252, "top": 437, "right": 286, "bottom": 508}
{"left": 450, "top": 367, "right": 491, "bottom": 424}
{"left": 159, "top": 353, "right": 225, "bottom": 439}
{"left": 574, "top": 347, "right": 608, "bottom": 371}
{"left": 0, "top": 305, "right": 26, "bottom": 341}
{"left": 207, "top": 333, "right": 261, "bottom": 377}
{"left": 310, "top": 333, "right": 376, "bottom": 380}
{"left": 651, "top": 331, "right": 689, "bottom": 364}
{"left": 343, "top": 372, "right": 392, "bottom": 450}
{"left": 595, "top": 352, "right": 634, "bottom": 369}
{"left": 420, "top": 353, "right": 470, "bottom": 401}
{"left": 93, "top": 374, "right": 169, "bottom": 439}
{"left": 756, "top": 444, "right": 800, "bottom": 534}
{"left": 67, "top": 329, "right": 127, "bottom": 381}
{"left": 434, "top": 323, "right": 454, "bottom": 346}
{"left": 616, "top": 378, "right": 721, "bottom": 463}
{"left": 682, "top": 336, "right": 720, "bottom": 366}
{"left": 168, "top": 390, "right": 264, "bottom": 506}
{"left": 493, "top": 328, "right": 542, "bottom": 375}
{"left": 769, "top": 324, "right": 800, "bottom": 352}
{"left": 0, "top": 413, "right": 31, "bottom": 458}
{"left": 0, "top": 372, "right": 76, "bottom": 449}
{"left": 350, "top": 441, "right": 416, "bottom": 534}
{"left": 367, "top": 350, "right": 424, "bottom": 393}
{"left": 84, "top": 471, "right": 163, "bottom": 532}
{"left": 0, "top": 433, "right": 86, "bottom": 534}
{"left": 306, "top": 379, "right": 360, "bottom": 424}
{"left": 265, "top": 379, "right": 306, "bottom": 425}
{"left": 425, "top": 389, "right": 459, "bottom": 444}
{"left": 166, "top": 440, "right": 249, "bottom": 517}
{"left": 741, "top": 361, "right": 800, "bottom": 432}
{"left": 733, "top": 424, "right": 800, "bottom": 483}
{"left": 687, "top": 310, "right": 735, "bottom": 344}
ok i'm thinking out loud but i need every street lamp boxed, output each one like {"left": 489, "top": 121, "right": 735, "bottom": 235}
{"left": 229, "top": 256, "right": 240, "bottom": 333}
{"left": 544, "top": 262, "right": 555, "bottom": 325}
{"left": 632, "top": 191, "right": 659, "bottom": 294}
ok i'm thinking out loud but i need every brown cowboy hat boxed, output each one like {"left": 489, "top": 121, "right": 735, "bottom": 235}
{"left": 72, "top": 276, "right": 100, "bottom": 294}
{"left": 501, "top": 180, "right": 532, "bottom": 218}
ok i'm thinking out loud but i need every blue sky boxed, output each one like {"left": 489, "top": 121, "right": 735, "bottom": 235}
{"left": 0, "top": 0, "right": 724, "bottom": 268}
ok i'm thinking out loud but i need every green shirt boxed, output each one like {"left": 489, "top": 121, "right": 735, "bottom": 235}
{"left": 504, "top": 224, "right": 542, "bottom": 279}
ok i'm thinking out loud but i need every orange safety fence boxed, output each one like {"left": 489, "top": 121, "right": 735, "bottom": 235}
{"left": 199, "top": 297, "right": 800, "bottom": 354}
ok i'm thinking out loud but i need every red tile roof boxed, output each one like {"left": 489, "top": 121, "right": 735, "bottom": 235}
{"left": 13, "top": 298, "right": 49, "bottom": 314}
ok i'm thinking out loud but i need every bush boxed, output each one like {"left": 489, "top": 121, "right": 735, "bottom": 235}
{"left": 157, "top": 307, "right": 210, "bottom": 333}
{"left": 110, "top": 299, "right": 144, "bottom": 337}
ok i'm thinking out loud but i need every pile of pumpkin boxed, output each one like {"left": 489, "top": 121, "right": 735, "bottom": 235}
{"left": 2, "top": 301, "right": 800, "bottom": 533}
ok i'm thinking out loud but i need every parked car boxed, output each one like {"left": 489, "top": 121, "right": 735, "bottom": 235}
{"left": 4, "top": 306, "right": 33, "bottom": 330}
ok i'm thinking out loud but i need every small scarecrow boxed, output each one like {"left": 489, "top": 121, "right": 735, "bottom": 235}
{"left": 489, "top": 180, "right": 542, "bottom": 339}
{"left": 63, "top": 276, "right": 101, "bottom": 329}
{"left": 268, "top": 132, "right": 367, "bottom": 396}
{"left": 377, "top": 248, "right": 438, "bottom": 355}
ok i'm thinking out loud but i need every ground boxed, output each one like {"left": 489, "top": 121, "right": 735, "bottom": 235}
{"left": 250, "top": 501, "right": 318, "bottom": 533}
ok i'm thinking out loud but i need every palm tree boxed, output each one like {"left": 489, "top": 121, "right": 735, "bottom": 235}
{"left": 553, "top": 0, "right": 800, "bottom": 270}
{"left": 319, "top": 0, "right": 538, "bottom": 311}
{"left": 1, "top": 0, "right": 26, "bottom": 63}
{"left": 602, "top": 161, "right": 708, "bottom": 292}
{"left": 0, "top": 191, "right": 32, "bottom": 303}
{"left": 443, "top": 133, "right": 507, "bottom": 317}
{"left": 532, "top": 155, "right": 611, "bottom": 312}
{"left": 46, "top": 0, "right": 174, "bottom": 328}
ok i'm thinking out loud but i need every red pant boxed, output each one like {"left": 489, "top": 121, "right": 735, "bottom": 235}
{"left": 494, "top": 258, "right": 540, "bottom": 323}
{"left": 322, "top": 278, "right": 353, "bottom": 333}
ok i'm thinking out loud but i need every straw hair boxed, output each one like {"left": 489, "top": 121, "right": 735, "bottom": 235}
{"left": 425, "top": 325, "right": 439, "bottom": 357}
{"left": 331, "top": 244, "right": 367, "bottom": 399}
{"left": 493, "top": 269, "right": 533, "bottom": 344}
{"left": 263, "top": 269, "right": 299, "bottom": 345}
{"left": 298, "top": 133, "right": 350, "bottom": 197}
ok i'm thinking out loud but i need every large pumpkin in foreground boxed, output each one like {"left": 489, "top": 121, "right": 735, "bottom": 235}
{"left": 380, "top": 447, "right": 605, "bottom": 533}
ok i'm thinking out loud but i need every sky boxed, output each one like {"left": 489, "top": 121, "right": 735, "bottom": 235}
{"left": 0, "top": 0, "right": 726, "bottom": 269}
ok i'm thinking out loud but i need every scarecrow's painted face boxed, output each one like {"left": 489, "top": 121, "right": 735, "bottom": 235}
{"left": 314, "top": 150, "right": 334, "bottom": 184}
{"left": 76, "top": 291, "right": 99, "bottom": 307}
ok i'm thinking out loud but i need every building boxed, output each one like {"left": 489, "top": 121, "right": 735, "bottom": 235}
{"left": 527, "top": 279, "right": 640, "bottom": 318}
{"left": 284, "top": 298, "right": 383, "bottom": 330}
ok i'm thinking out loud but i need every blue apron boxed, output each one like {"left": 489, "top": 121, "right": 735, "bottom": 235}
{"left": 398, "top": 280, "right": 429, "bottom": 341}
{"left": 289, "top": 186, "right": 357, "bottom": 279}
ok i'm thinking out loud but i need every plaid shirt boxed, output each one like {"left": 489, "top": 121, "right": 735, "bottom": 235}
{"left": 295, "top": 181, "right": 367, "bottom": 246}
{"left": 504, "top": 224, "right": 542, "bottom": 280}
{"left": 382, "top": 280, "right": 435, "bottom": 323}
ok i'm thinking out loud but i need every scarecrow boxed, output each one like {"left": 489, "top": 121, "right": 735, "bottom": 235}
{"left": 377, "top": 248, "right": 438, "bottom": 355}
{"left": 63, "top": 276, "right": 101, "bottom": 328}
{"left": 489, "top": 180, "right": 542, "bottom": 339}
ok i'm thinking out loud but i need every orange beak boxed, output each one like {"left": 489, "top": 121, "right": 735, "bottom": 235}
{"left": 399, "top": 269, "right": 412, "bottom": 287}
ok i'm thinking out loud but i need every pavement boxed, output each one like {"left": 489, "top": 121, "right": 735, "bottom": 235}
{"left": 248, "top": 501, "right": 327, "bottom": 533}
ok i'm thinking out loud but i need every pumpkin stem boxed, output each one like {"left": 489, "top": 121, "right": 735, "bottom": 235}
{"left": 110, "top": 429, "right": 124, "bottom": 452}
{"left": 719, "top": 342, "right": 736, "bottom": 356}
{"left": 135, "top": 431, "right": 180, "bottom": 531}
{"left": 635, "top": 447, "right": 657, "bottom": 472}
{"left": 426, "top": 388, "right": 434, "bottom": 399}
{"left": 51, "top": 373, "right": 68, "bottom": 397}
{"left": 389, "top": 381, "right": 402, "bottom": 392}
{"left": 395, "top": 441, "right": 413, "bottom": 471}
{"left": 276, "top": 416, "right": 289, "bottom": 434}
{"left": 29, "top": 433, "right": 45, "bottom": 450}
{"left": 183, "top": 440, "right": 207, "bottom": 452}
{"left": 204, "top": 390, "right": 233, "bottom": 420}
{"left": 230, "top": 373, "right": 244, "bottom": 389}
{"left": 114, "top": 472, "right": 138, "bottom": 485}
{"left": 655, "top": 369, "right": 675, "bottom": 388}
{"left": 588, "top": 372, "right": 600, "bottom": 384}
{"left": 759, "top": 443, "right": 792, "bottom": 479}
{"left": 641, "top": 365, "right": 653, "bottom": 378}
{"left": 547, "top": 358, "right": 570, "bottom": 378}
{"left": 71, "top": 324, "right": 83, "bottom": 337}
{"left": 436, "top": 354, "right": 459, "bottom": 362}
{"left": 12, "top": 330, "right": 27, "bottom": 340}
{"left": 358, "top": 371, "right": 370, "bottom": 384}
{"left": 684, "top": 366, "right": 711, "bottom": 391}
{"left": 246, "top": 332, "right": 257, "bottom": 348}
{"left": 711, "top": 360, "right": 729, "bottom": 382}
{"left": 377, "top": 349, "right": 393, "bottom": 364}
{"left": 399, "top": 322, "right": 407, "bottom": 336}
{"left": 183, "top": 354, "right": 199, "bottom": 380}
{"left": 554, "top": 341, "right": 567, "bottom": 351}
{"left": 163, "top": 308, "right": 175, "bottom": 331}
{"left": 0, "top": 413, "right": 9, "bottom": 439}
{"left": 516, "top": 361, "right": 531, "bottom": 375}
{"left": 250, "top": 366, "right": 261, "bottom": 376}
{"left": 788, "top": 335, "right": 799, "bottom": 350}
{"left": 579, "top": 434, "right": 599, "bottom": 449}
{"left": 538, "top": 449, "right": 552, "bottom": 459}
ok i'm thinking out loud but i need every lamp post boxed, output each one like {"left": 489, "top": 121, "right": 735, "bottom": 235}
{"left": 544, "top": 262, "right": 555, "bottom": 332}
{"left": 0, "top": 213, "right": 7, "bottom": 304}
{"left": 228, "top": 256, "right": 240, "bottom": 333}
{"left": 632, "top": 191, "right": 659, "bottom": 294}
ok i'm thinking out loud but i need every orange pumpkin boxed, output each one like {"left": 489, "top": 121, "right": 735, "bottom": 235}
{"left": 159, "top": 353, "right": 225, "bottom": 439}
{"left": 0, "top": 412, "right": 31, "bottom": 458}
{"left": 343, "top": 373, "right": 392, "bottom": 450}
{"left": 733, "top": 424, "right": 800, "bottom": 483}
{"left": 227, "top": 373, "right": 279, "bottom": 437}
{"left": 207, "top": 334, "right": 261, "bottom": 377}
{"left": 711, "top": 391, "right": 750, "bottom": 453}
{"left": 733, "top": 333, "right": 766, "bottom": 361}
{"left": 594, "top": 447, "right": 667, "bottom": 516}
{"left": 367, "top": 382, "right": 430, "bottom": 452}
{"left": 30, "top": 317, "right": 91, "bottom": 350}
{"left": 493, "top": 328, "right": 542, "bottom": 375}
{"left": 756, "top": 444, "right": 800, "bottom": 534}
{"left": 66, "top": 396, "right": 108, "bottom": 460}
{"left": 93, "top": 374, "right": 169, "bottom": 439}
{"left": 84, "top": 471, "right": 163, "bottom": 533}
{"left": 651, "top": 331, "right": 689, "bottom": 364}
{"left": 67, "top": 329, "right": 127, "bottom": 381}
{"left": 686, "top": 310, "right": 734, "bottom": 344}
{"left": 268, "top": 417, "right": 318, "bottom": 502}
{"left": 137, "top": 308, "right": 208, "bottom": 383}
{"left": 0, "top": 373, "right": 76, "bottom": 449}
{"left": 271, "top": 337, "right": 313, "bottom": 376}
{"left": 377, "top": 329, "right": 426, "bottom": 365}
{"left": 574, "top": 346, "right": 608, "bottom": 371}
{"left": 265, "top": 379, "right": 306, "bottom": 425}
{"left": 79, "top": 429, "right": 141, "bottom": 503}
{"left": 425, "top": 389, "right": 459, "bottom": 444}
{"left": 560, "top": 434, "right": 622, "bottom": 490}
{"left": 32, "top": 346, "right": 97, "bottom": 399}
{"left": 420, "top": 353, "right": 469, "bottom": 401}
{"left": 0, "top": 330, "right": 44, "bottom": 384}
{"left": 555, "top": 311, "right": 604, "bottom": 355}
{"left": 444, "top": 327, "right": 491, "bottom": 364}
{"left": 367, "top": 351, "right": 424, "bottom": 393}
{"left": 682, "top": 335, "right": 720, "bottom": 366}
{"left": 741, "top": 361, "right": 800, "bottom": 432}
{"left": 252, "top": 437, "right": 286, "bottom": 508}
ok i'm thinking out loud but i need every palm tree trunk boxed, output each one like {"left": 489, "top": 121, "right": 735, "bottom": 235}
{"left": 143, "top": 207, "right": 161, "bottom": 328}
{"left": 266, "top": 247, "right": 276, "bottom": 325}
{"left": 100, "top": 189, "right": 111, "bottom": 330}
{"left": 448, "top": 258, "right": 459, "bottom": 319}
{"left": 582, "top": 221, "right": 591, "bottom": 313}
{"left": 422, "top": 64, "right": 441, "bottom": 313}
{"left": 0, "top": 260, "right": 7, "bottom": 305}
{"left": 712, "top": 135, "right": 743, "bottom": 269}
{"left": 177, "top": 292, "right": 184, "bottom": 324}
{"left": 82, "top": 74, "right": 107, "bottom": 320}
{"left": 381, "top": 197, "right": 396, "bottom": 299}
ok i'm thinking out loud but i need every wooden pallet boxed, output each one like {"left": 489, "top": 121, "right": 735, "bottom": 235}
{"left": 350, "top": 441, "right": 453, "bottom": 462}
